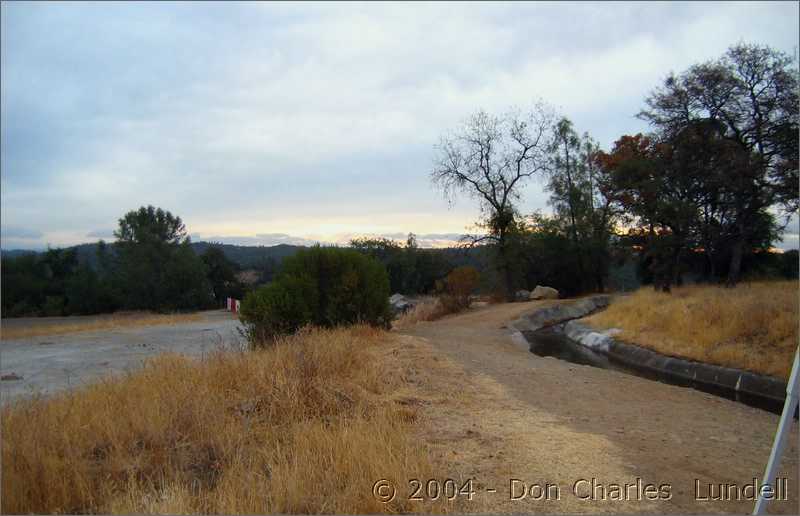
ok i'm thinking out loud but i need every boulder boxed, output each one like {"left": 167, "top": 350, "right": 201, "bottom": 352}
{"left": 529, "top": 285, "right": 559, "bottom": 300}
{"left": 389, "top": 293, "right": 414, "bottom": 314}
{"left": 511, "top": 295, "right": 611, "bottom": 332}
{"left": 514, "top": 289, "right": 531, "bottom": 302}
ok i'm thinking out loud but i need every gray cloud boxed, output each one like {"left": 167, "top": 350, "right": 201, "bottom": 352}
{"left": 1, "top": 2, "right": 798, "bottom": 248}
{"left": 86, "top": 228, "right": 116, "bottom": 239}
{"left": 3, "top": 226, "right": 44, "bottom": 239}
{"left": 1, "top": 227, "right": 46, "bottom": 250}
{"left": 413, "top": 233, "right": 468, "bottom": 241}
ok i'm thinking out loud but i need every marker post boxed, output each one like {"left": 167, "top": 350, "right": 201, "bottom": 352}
{"left": 753, "top": 347, "right": 799, "bottom": 515}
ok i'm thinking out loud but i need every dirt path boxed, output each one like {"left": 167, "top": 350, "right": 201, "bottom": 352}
{"left": 399, "top": 301, "right": 799, "bottom": 514}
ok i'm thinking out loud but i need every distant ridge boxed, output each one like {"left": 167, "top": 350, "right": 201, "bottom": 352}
{"left": 1, "top": 242, "right": 307, "bottom": 269}
{"left": 2, "top": 241, "right": 486, "bottom": 271}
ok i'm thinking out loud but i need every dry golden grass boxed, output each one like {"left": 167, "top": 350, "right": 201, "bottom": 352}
{"left": 1, "top": 326, "right": 447, "bottom": 514}
{"left": 1, "top": 312, "right": 204, "bottom": 340}
{"left": 392, "top": 296, "right": 476, "bottom": 331}
{"left": 392, "top": 297, "right": 443, "bottom": 330}
{"left": 585, "top": 281, "right": 798, "bottom": 379}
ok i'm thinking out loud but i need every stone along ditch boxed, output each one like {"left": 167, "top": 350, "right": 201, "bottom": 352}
{"left": 511, "top": 296, "right": 791, "bottom": 415}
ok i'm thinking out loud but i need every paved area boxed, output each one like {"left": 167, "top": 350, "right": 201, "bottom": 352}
{"left": 1, "top": 311, "right": 243, "bottom": 404}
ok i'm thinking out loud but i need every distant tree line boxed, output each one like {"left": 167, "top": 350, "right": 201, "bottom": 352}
{"left": 2, "top": 206, "right": 245, "bottom": 317}
{"left": 348, "top": 234, "right": 452, "bottom": 295}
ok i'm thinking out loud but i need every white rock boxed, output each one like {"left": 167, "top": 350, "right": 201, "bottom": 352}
{"left": 530, "top": 285, "right": 559, "bottom": 300}
{"left": 389, "top": 293, "right": 414, "bottom": 314}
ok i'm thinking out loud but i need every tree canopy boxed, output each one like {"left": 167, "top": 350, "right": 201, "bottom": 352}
{"left": 637, "top": 43, "right": 798, "bottom": 284}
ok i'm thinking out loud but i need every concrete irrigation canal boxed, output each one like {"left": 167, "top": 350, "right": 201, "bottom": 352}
{"left": 512, "top": 296, "right": 790, "bottom": 414}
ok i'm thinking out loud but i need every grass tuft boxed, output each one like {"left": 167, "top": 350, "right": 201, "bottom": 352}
{"left": 1, "top": 326, "right": 446, "bottom": 514}
{"left": 585, "top": 281, "right": 798, "bottom": 379}
{"left": 392, "top": 296, "right": 474, "bottom": 330}
{"left": 393, "top": 297, "right": 443, "bottom": 329}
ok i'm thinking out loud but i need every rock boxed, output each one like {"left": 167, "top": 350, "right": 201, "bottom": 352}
{"left": 529, "top": 285, "right": 559, "bottom": 300}
{"left": 514, "top": 289, "right": 531, "bottom": 302}
{"left": 1, "top": 373, "right": 23, "bottom": 381}
{"left": 389, "top": 293, "right": 415, "bottom": 314}
{"left": 510, "top": 295, "right": 611, "bottom": 332}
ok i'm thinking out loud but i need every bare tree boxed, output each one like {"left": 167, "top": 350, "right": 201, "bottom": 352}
{"left": 431, "top": 104, "right": 554, "bottom": 299}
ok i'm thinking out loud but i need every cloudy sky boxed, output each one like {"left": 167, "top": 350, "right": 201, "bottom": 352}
{"left": 2, "top": 1, "right": 798, "bottom": 250}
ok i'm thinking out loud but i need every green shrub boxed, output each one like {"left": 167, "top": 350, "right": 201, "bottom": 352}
{"left": 9, "top": 300, "right": 37, "bottom": 318}
{"left": 239, "top": 276, "right": 317, "bottom": 342}
{"left": 42, "top": 296, "right": 65, "bottom": 317}
{"left": 240, "top": 246, "right": 391, "bottom": 345}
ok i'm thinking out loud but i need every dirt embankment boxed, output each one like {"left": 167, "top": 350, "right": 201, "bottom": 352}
{"left": 399, "top": 300, "right": 799, "bottom": 514}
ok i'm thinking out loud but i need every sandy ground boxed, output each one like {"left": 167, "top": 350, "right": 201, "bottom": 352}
{"left": 0, "top": 310, "right": 243, "bottom": 404}
{"left": 398, "top": 300, "right": 799, "bottom": 514}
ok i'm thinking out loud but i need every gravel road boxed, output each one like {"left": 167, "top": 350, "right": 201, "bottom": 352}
{"left": 1, "top": 310, "right": 243, "bottom": 404}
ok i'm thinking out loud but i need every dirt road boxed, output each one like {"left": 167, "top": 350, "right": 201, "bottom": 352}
{"left": 400, "top": 301, "right": 799, "bottom": 514}
{"left": 1, "top": 311, "right": 243, "bottom": 404}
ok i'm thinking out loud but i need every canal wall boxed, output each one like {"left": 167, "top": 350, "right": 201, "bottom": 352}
{"left": 510, "top": 295, "right": 611, "bottom": 333}
{"left": 564, "top": 320, "right": 787, "bottom": 404}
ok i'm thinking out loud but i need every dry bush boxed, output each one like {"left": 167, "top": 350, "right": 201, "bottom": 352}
{"left": 1, "top": 312, "right": 204, "bottom": 340}
{"left": 395, "top": 267, "right": 482, "bottom": 330}
{"left": 435, "top": 266, "right": 479, "bottom": 314}
{"left": 585, "top": 281, "right": 798, "bottom": 379}
{"left": 1, "top": 326, "right": 447, "bottom": 514}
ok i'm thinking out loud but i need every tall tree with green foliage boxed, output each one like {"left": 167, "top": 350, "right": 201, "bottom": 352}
{"left": 550, "top": 118, "right": 585, "bottom": 269}
{"left": 546, "top": 118, "right": 616, "bottom": 292}
{"left": 597, "top": 132, "right": 712, "bottom": 291}
{"left": 201, "top": 246, "right": 242, "bottom": 304}
{"left": 113, "top": 205, "right": 211, "bottom": 311}
{"left": 514, "top": 213, "right": 586, "bottom": 296}
{"left": 1, "top": 253, "right": 49, "bottom": 316}
{"left": 597, "top": 122, "right": 782, "bottom": 290}
{"left": 638, "top": 42, "right": 798, "bottom": 285}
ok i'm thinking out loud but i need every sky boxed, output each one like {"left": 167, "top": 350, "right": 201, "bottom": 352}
{"left": 2, "top": 1, "right": 799, "bottom": 250}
